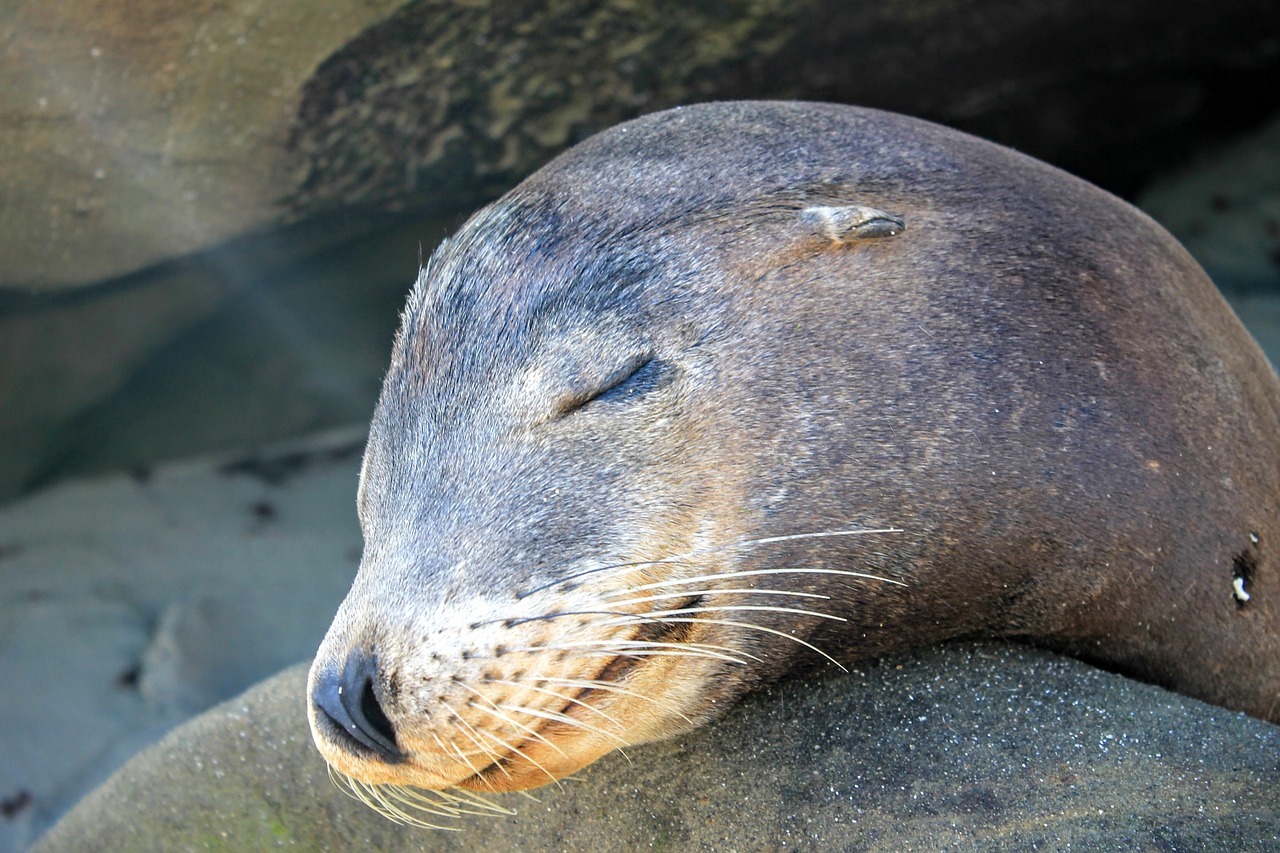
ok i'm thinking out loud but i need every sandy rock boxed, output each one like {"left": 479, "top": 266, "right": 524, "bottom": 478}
{"left": 1139, "top": 113, "right": 1280, "bottom": 294}
{"left": 139, "top": 596, "right": 266, "bottom": 715}
{"left": 0, "top": 268, "right": 222, "bottom": 500}
{"left": 0, "top": 0, "right": 405, "bottom": 290}
{"left": 0, "top": 429, "right": 366, "bottom": 851}
{"left": 33, "top": 644, "right": 1280, "bottom": 851}
{"left": 5, "top": 0, "right": 1277, "bottom": 291}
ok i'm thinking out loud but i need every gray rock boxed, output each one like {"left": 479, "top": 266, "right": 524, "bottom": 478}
{"left": 139, "top": 596, "right": 266, "bottom": 715}
{"left": 1139, "top": 113, "right": 1280, "bottom": 295}
{"left": 5, "top": 0, "right": 1277, "bottom": 291}
{"left": 5, "top": 0, "right": 1277, "bottom": 500}
{"left": 0, "top": 0, "right": 405, "bottom": 290}
{"left": 0, "top": 430, "right": 367, "bottom": 850}
{"left": 34, "top": 644, "right": 1280, "bottom": 851}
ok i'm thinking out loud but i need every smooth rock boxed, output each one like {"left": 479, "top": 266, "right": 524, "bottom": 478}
{"left": 33, "top": 644, "right": 1280, "bottom": 851}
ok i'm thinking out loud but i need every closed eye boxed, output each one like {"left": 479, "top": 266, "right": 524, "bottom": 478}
{"left": 557, "top": 353, "right": 665, "bottom": 416}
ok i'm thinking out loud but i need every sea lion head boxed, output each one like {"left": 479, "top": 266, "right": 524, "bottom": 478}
{"left": 307, "top": 102, "right": 915, "bottom": 795}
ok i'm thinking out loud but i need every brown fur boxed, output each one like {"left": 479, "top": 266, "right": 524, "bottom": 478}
{"left": 309, "top": 102, "right": 1280, "bottom": 796}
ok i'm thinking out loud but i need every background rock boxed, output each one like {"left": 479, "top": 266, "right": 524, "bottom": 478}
{"left": 0, "top": 0, "right": 406, "bottom": 291}
{"left": 1, "top": 213, "right": 447, "bottom": 500}
{"left": 33, "top": 645, "right": 1280, "bottom": 852}
{"left": 0, "top": 430, "right": 366, "bottom": 851}
{"left": 1138, "top": 113, "right": 1280, "bottom": 295}
{"left": 5, "top": 0, "right": 1276, "bottom": 293}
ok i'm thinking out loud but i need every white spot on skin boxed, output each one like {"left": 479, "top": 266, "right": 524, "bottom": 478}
{"left": 1232, "top": 577, "right": 1250, "bottom": 603}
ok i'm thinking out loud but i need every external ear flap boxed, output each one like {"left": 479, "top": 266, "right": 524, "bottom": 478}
{"left": 801, "top": 205, "right": 905, "bottom": 243}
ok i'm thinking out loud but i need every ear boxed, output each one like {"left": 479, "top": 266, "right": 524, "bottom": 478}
{"left": 800, "top": 205, "right": 906, "bottom": 243}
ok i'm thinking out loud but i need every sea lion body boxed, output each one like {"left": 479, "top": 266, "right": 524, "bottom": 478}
{"left": 308, "top": 102, "right": 1280, "bottom": 797}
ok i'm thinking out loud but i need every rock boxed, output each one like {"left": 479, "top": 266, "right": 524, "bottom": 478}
{"left": 5, "top": 0, "right": 1278, "bottom": 291}
{"left": 33, "top": 644, "right": 1280, "bottom": 851}
{"left": 1138, "top": 113, "right": 1280, "bottom": 294}
{"left": 139, "top": 596, "right": 264, "bottom": 715}
{"left": 0, "top": 429, "right": 366, "bottom": 851}
{"left": 3, "top": 0, "right": 1277, "bottom": 502}
{"left": 0, "top": 0, "right": 406, "bottom": 291}
{"left": 0, "top": 269, "right": 222, "bottom": 500}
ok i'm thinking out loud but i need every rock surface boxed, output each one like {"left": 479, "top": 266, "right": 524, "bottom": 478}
{"left": 0, "top": 0, "right": 405, "bottom": 290}
{"left": 33, "top": 645, "right": 1280, "bottom": 852}
{"left": 1139, "top": 113, "right": 1280, "bottom": 295}
{"left": 3, "top": 3, "right": 1280, "bottom": 848}
{"left": 4, "top": 0, "right": 1278, "bottom": 291}
{"left": 0, "top": 430, "right": 368, "bottom": 852}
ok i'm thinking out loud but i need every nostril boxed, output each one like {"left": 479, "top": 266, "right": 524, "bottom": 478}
{"left": 311, "top": 651, "right": 403, "bottom": 763}
{"left": 356, "top": 667, "right": 397, "bottom": 748}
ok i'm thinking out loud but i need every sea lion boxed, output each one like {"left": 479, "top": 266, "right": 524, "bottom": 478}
{"left": 308, "top": 101, "right": 1280, "bottom": 804}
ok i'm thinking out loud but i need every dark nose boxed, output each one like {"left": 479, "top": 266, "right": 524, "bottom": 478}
{"left": 312, "top": 651, "right": 403, "bottom": 762}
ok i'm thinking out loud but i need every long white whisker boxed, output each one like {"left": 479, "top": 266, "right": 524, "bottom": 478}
{"left": 367, "top": 785, "right": 462, "bottom": 828}
{"left": 532, "top": 676, "right": 697, "bottom": 725}
{"left": 462, "top": 690, "right": 570, "bottom": 759}
{"left": 608, "top": 604, "right": 847, "bottom": 623}
{"left": 336, "top": 775, "right": 461, "bottom": 830}
{"left": 508, "top": 639, "right": 758, "bottom": 665}
{"left": 482, "top": 609, "right": 639, "bottom": 629}
{"left": 518, "top": 527, "right": 903, "bottom": 598}
{"left": 613, "top": 616, "right": 849, "bottom": 670}
{"left": 608, "top": 588, "right": 832, "bottom": 608}
{"left": 382, "top": 784, "right": 516, "bottom": 819}
{"left": 471, "top": 725, "right": 563, "bottom": 789}
{"left": 442, "top": 703, "right": 517, "bottom": 784}
{"left": 495, "top": 702, "right": 629, "bottom": 747}
{"left": 488, "top": 678, "right": 625, "bottom": 728}
{"left": 610, "top": 566, "right": 907, "bottom": 596}
{"left": 445, "top": 738, "right": 503, "bottom": 794}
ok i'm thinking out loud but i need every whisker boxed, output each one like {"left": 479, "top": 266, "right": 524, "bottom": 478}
{"left": 533, "top": 647, "right": 755, "bottom": 667}
{"left": 327, "top": 755, "right": 518, "bottom": 828}
{"left": 507, "top": 638, "right": 759, "bottom": 665}
{"left": 530, "top": 675, "right": 696, "bottom": 725}
{"left": 442, "top": 702, "right": 517, "bottom": 785}
{"left": 470, "top": 724, "right": 564, "bottom": 789}
{"left": 610, "top": 615, "right": 849, "bottom": 671}
{"left": 495, "top": 701, "right": 630, "bottom": 747}
{"left": 446, "top": 738, "right": 503, "bottom": 794}
{"left": 517, "top": 527, "right": 904, "bottom": 599}
{"left": 329, "top": 772, "right": 459, "bottom": 830}
{"left": 370, "top": 788, "right": 463, "bottom": 828}
{"left": 382, "top": 784, "right": 516, "bottom": 819}
{"left": 461, "top": 687, "right": 570, "bottom": 759}
{"left": 607, "top": 603, "right": 847, "bottom": 623}
{"left": 610, "top": 566, "right": 907, "bottom": 596}
{"left": 488, "top": 678, "right": 625, "bottom": 728}
{"left": 476, "top": 609, "right": 636, "bottom": 629}
{"left": 430, "top": 729, "right": 501, "bottom": 792}
{"left": 608, "top": 588, "right": 832, "bottom": 608}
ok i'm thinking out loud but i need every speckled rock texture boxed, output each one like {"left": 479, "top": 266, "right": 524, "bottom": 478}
{"left": 35, "top": 644, "right": 1280, "bottom": 851}
{"left": 5, "top": 0, "right": 1278, "bottom": 291}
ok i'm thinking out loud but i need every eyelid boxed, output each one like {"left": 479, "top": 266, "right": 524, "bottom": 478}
{"left": 558, "top": 351, "right": 657, "bottom": 416}
{"left": 598, "top": 353, "right": 654, "bottom": 394}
